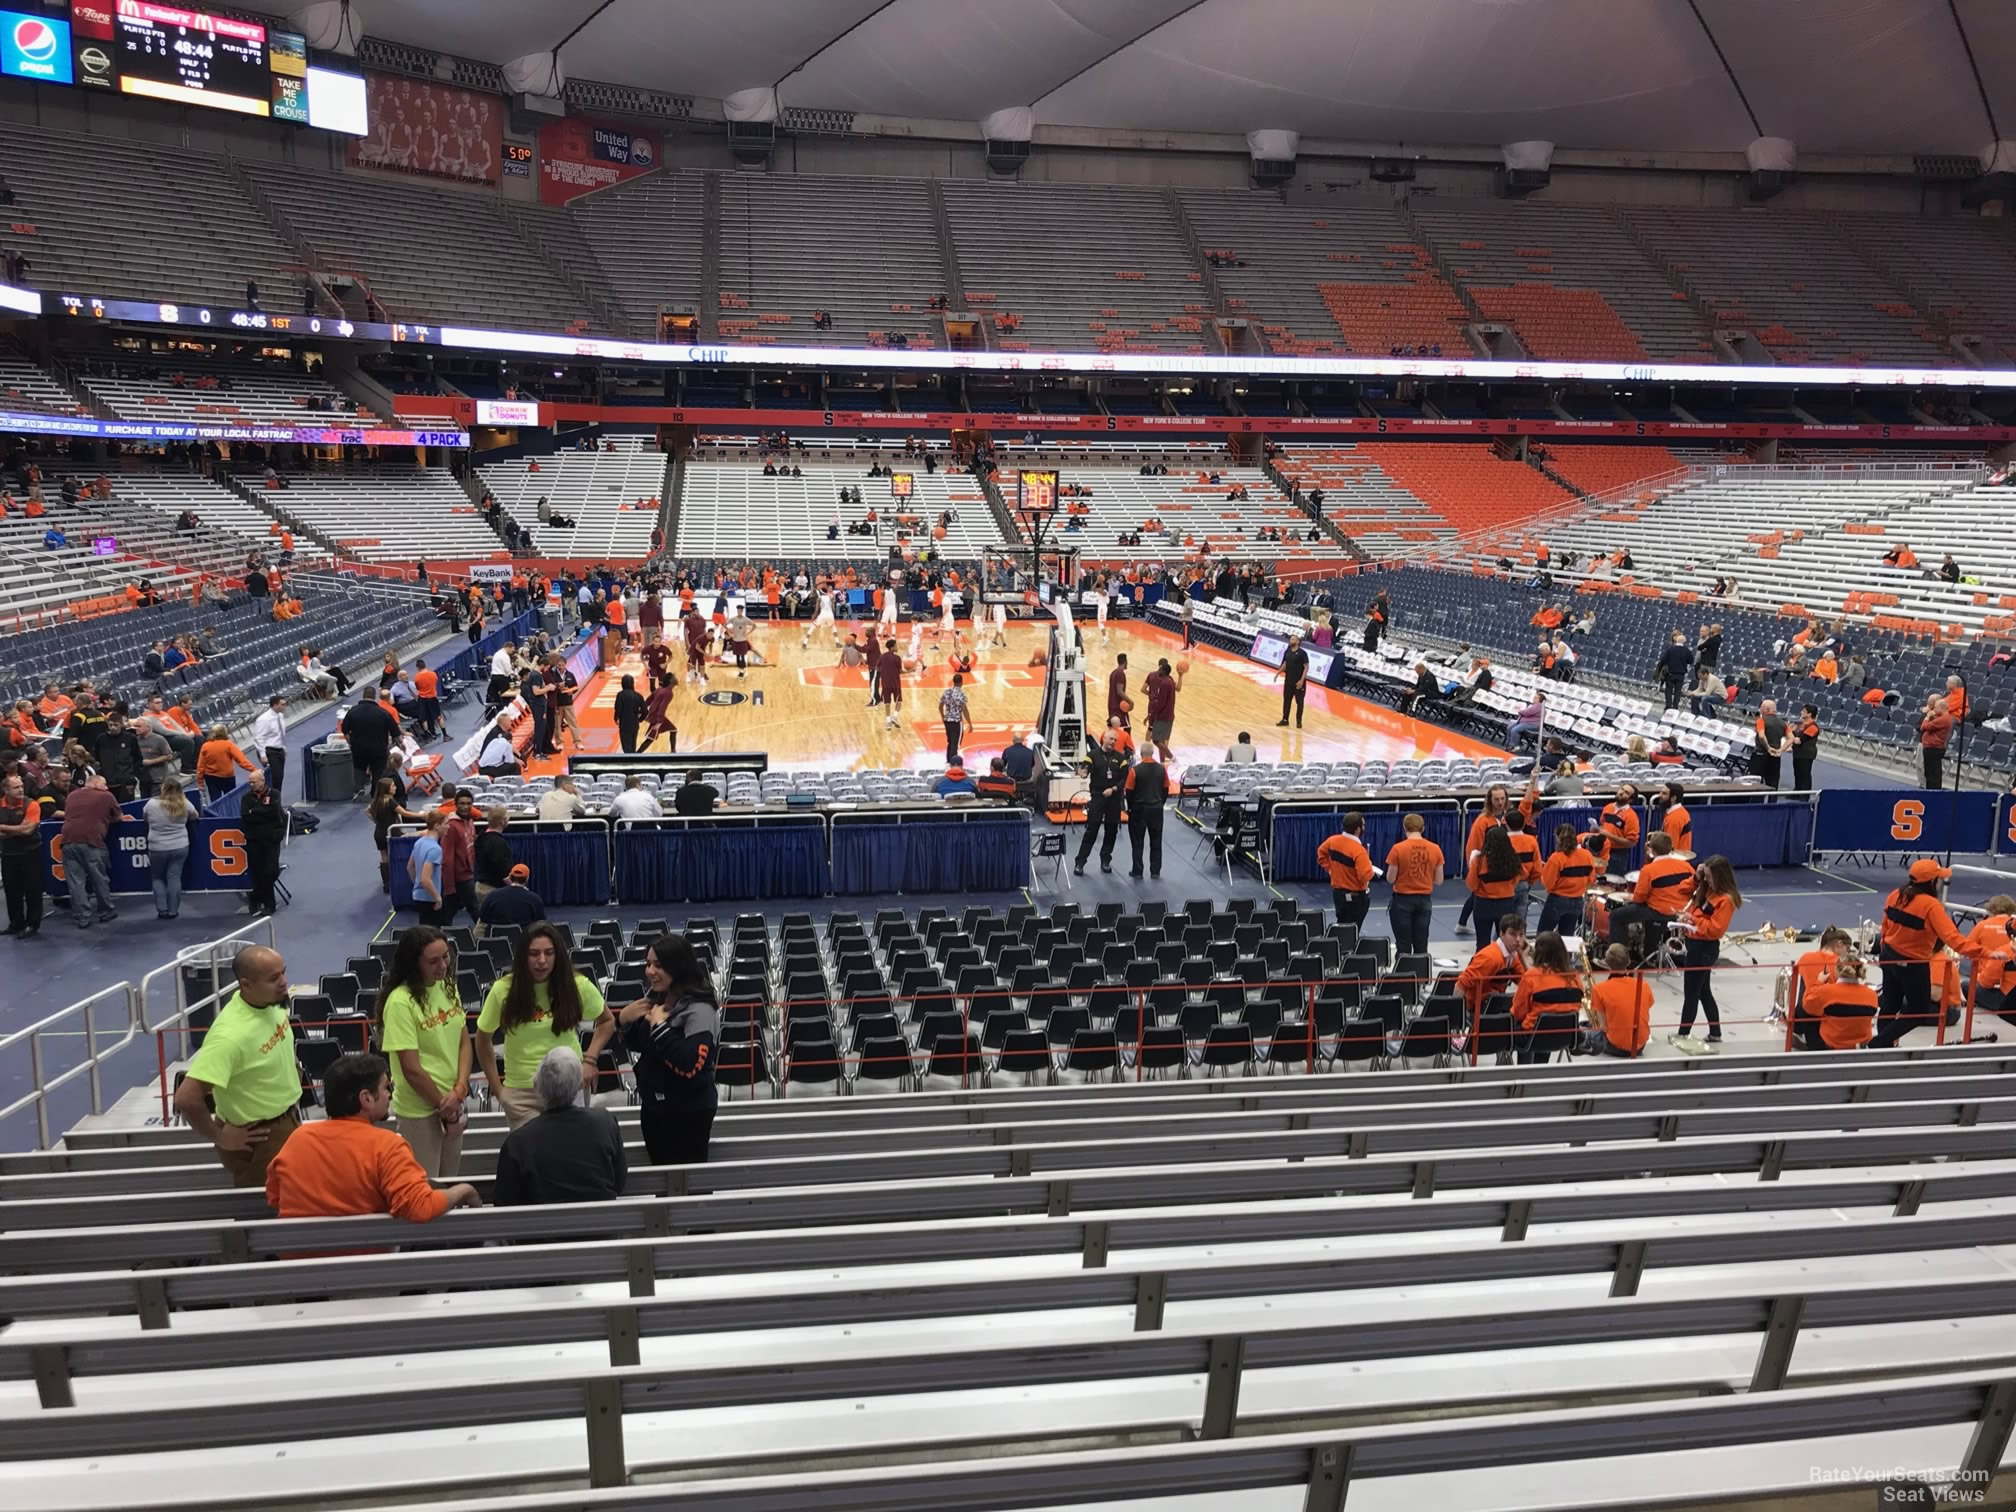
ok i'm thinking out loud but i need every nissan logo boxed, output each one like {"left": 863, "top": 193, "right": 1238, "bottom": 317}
{"left": 78, "top": 46, "right": 110, "bottom": 77}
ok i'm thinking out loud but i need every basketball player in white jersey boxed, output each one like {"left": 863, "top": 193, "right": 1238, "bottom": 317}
{"left": 906, "top": 621, "right": 925, "bottom": 669}
{"left": 989, "top": 599, "right": 1009, "bottom": 647}
{"left": 805, "top": 582, "right": 838, "bottom": 649}
{"left": 938, "top": 589, "right": 957, "bottom": 642}
{"left": 1094, "top": 572, "right": 1111, "bottom": 642}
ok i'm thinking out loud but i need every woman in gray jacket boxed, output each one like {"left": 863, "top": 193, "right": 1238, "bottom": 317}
{"left": 142, "top": 776, "right": 196, "bottom": 919}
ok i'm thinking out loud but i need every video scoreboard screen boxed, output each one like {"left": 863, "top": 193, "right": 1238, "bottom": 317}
{"left": 116, "top": 0, "right": 269, "bottom": 115}
{"left": 0, "top": 2, "right": 366, "bottom": 131}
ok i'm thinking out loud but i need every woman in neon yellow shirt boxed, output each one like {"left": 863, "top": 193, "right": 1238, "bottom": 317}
{"left": 476, "top": 922, "right": 614, "bottom": 1127}
{"left": 378, "top": 925, "right": 472, "bottom": 1177}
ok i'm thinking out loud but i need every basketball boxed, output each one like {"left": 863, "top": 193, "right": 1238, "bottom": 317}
{"left": 1119, "top": 696, "right": 1134, "bottom": 712}
{"left": 1176, "top": 656, "right": 1191, "bottom": 674}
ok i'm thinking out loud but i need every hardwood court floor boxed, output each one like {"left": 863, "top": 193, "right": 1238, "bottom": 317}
{"left": 524, "top": 619, "right": 1503, "bottom": 775}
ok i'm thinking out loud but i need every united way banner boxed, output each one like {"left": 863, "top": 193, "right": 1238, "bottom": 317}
{"left": 40, "top": 815, "right": 259, "bottom": 895}
{"left": 1813, "top": 788, "right": 1999, "bottom": 856}
{"left": 538, "top": 118, "right": 660, "bottom": 205}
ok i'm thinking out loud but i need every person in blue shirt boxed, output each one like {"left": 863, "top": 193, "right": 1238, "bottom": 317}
{"left": 42, "top": 526, "right": 65, "bottom": 549}
{"left": 407, "top": 811, "right": 446, "bottom": 924}
{"left": 934, "top": 764, "right": 976, "bottom": 797}
{"left": 1000, "top": 731, "right": 1036, "bottom": 783}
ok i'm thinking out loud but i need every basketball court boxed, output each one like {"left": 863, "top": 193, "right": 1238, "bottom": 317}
{"left": 523, "top": 617, "right": 1504, "bottom": 775}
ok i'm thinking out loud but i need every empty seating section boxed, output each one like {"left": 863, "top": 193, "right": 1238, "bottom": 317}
{"left": 0, "top": 505, "right": 185, "bottom": 620}
{"left": 1176, "top": 190, "right": 1421, "bottom": 355}
{"left": 1268, "top": 443, "right": 1450, "bottom": 555}
{"left": 1542, "top": 443, "right": 1687, "bottom": 498}
{"left": 238, "top": 160, "right": 593, "bottom": 333}
{"left": 90, "top": 469, "right": 314, "bottom": 563}
{"left": 1621, "top": 207, "right": 1951, "bottom": 367}
{"left": 717, "top": 174, "right": 944, "bottom": 349}
{"left": 1472, "top": 285, "right": 1648, "bottom": 361}
{"left": 1044, "top": 462, "right": 1311, "bottom": 561}
{"left": 6, "top": 941, "right": 2016, "bottom": 1512}
{"left": 502, "top": 201, "right": 630, "bottom": 333}
{"left": 1511, "top": 473, "right": 1924, "bottom": 585}
{"left": 266, "top": 467, "right": 497, "bottom": 562}
{"left": 677, "top": 462, "right": 1005, "bottom": 560}
{"left": 1722, "top": 479, "right": 2016, "bottom": 631}
{"left": 1830, "top": 212, "right": 2016, "bottom": 355}
{"left": 1276, "top": 442, "right": 1573, "bottom": 550}
{"left": 0, "top": 124, "right": 299, "bottom": 310}
{"left": 1319, "top": 562, "right": 2016, "bottom": 778}
{"left": 938, "top": 181, "right": 1206, "bottom": 353}
{"left": 462, "top": 766, "right": 940, "bottom": 810}
{"left": 562, "top": 170, "right": 706, "bottom": 340}
{"left": 1321, "top": 276, "right": 1470, "bottom": 356}
{"left": 0, "top": 355, "right": 79, "bottom": 416}
{"left": 1413, "top": 200, "right": 1713, "bottom": 362}
{"left": 478, "top": 438, "right": 666, "bottom": 560}
{"left": 0, "top": 575, "right": 435, "bottom": 729}
{"left": 0, "top": 122, "right": 2004, "bottom": 382}
{"left": 73, "top": 353, "right": 380, "bottom": 428}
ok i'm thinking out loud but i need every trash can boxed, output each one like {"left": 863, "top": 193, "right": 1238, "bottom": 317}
{"left": 541, "top": 606, "right": 560, "bottom": 636}
{"left": 311, "top": 741, "right": 355, "bottom": 803}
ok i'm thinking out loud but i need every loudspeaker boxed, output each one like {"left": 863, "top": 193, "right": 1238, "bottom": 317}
{"left": 986, "top": 138, "right": 1030, "bottom": 177}
{"left": 1745, "top": 168, "right": 1791, "bottom": 202}
{"left": 1962, "top": 171, "right": 2016, "bottom": 209}
{"left": 1496, "top": 166, "right": 1550, "bottom": 197}
{"left": 1249, "top": 158, "right": 1296, "bottom": 188}
{"left": 1370, "top": 157, "right": 1416, "bottom": 183}
{"left": 507, "top": 92, "right": 564, "bottom": 137}
{"left": 728, "top": 120, "right": 775, "bottom": 167}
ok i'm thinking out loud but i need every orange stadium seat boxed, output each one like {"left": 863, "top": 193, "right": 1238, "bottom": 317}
{"left": 1470, "top": 285, "right": 1650, "bottom": 362}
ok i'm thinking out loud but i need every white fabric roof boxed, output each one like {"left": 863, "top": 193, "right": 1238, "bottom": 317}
{"left": 344, "top": 0, "right": 2006, "bottom": 155}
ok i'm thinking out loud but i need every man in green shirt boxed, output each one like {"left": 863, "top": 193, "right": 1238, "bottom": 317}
{"left": 378, "top": 927, "right": 473, "bottom": 1178}
{"left": 172, "top": 945, "right": 303, "bottom": 1187}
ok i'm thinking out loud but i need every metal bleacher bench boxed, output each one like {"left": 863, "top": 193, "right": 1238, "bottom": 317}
{"left": 5, "top": 1048, "right": 2016, "bottom": 1510}
{"left": 10, "top": 1059, "right": 2016, "bottom": 1201}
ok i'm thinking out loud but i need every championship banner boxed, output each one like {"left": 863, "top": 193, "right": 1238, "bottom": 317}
{"left": 1812, "top": 788, "right": 1999, "bottom": 856}
{"left": 40, "top": 814, "right": 257, "bottom": 895}
{"left": 537, "top": 118, "right": 659, "bottom": 206}
{"left": 348, "top": 74, "right": 502, "bottom": 185}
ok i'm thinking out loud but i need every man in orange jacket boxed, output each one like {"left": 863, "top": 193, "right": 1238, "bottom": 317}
{"left": 264, "top": 1052, "right": 479, "bottom": 1223}
{"left": 1316, "top": 811, "right": 1374, "bottom": 931}
{"left": 1457, "top": 918, "right": 1526, "bottom": 1026}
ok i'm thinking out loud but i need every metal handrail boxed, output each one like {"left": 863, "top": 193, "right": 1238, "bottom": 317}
{"left": 0, "top": 983, "right": 141, "bottom": 1150}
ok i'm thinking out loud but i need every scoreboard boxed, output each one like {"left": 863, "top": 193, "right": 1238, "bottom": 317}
{"left": 115, "top": 0, "right": 271, "bottom": 116}
{"left": 0, "top": 1, "right": 367, "bottom": 132}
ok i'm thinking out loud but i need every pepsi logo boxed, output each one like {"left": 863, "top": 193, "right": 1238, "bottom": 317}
{"left": 12, "top": 18, "right": 57, "bottom": 62}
